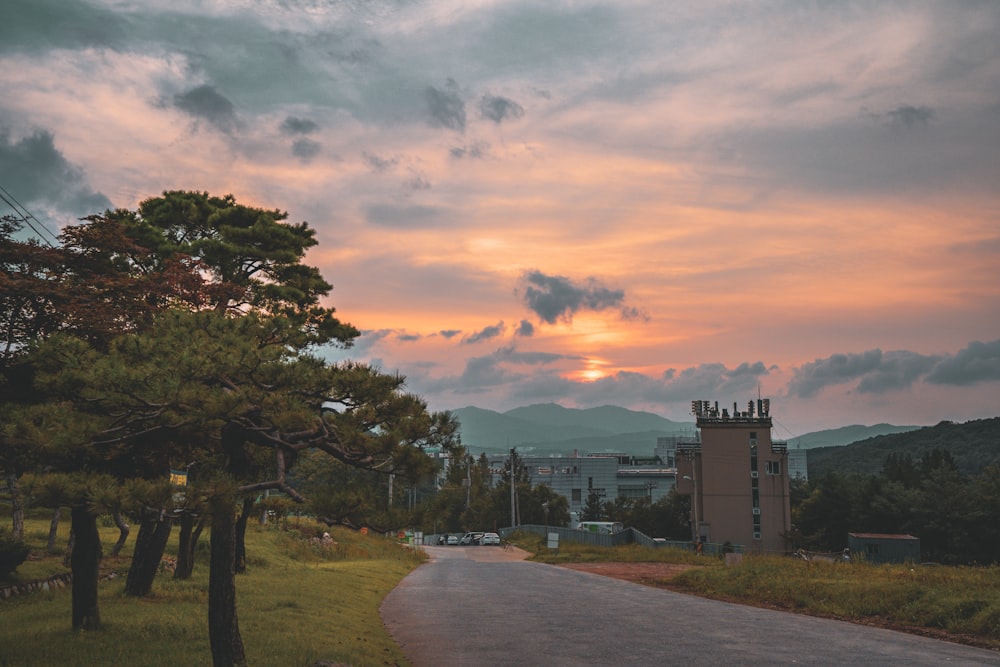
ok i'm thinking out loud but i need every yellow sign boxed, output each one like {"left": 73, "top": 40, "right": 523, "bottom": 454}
{"left": 169, "top": 470, "right": 188, "bottom": 486}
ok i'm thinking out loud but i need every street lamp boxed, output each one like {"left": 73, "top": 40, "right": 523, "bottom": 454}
{"left": 683, "top": 473, "right": 700, "bottom": 546}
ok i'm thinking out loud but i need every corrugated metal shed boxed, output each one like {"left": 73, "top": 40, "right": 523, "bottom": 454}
{"left": 847, "top": 532, "right": 921, "bottom": 564}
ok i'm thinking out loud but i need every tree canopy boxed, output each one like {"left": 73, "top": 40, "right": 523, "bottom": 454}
{"left": 2, "top": 192, "right": 458, "bottom": 666}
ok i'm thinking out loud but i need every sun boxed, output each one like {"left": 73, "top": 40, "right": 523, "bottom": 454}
{"left": 567, "top": 357, "right": 612, "bottom": 382}
{"left": 576, "top": 368, "right": 607, "bottom": 382}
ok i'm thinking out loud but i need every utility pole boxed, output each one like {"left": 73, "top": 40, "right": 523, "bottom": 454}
{"left": 465, "top": 456, "right": 472, "bottom": 509}
{"left": 509, "top": 447, "right": 516, "bottom": 529}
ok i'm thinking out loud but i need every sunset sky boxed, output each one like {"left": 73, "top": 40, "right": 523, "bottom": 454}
{"left": 2, "top": 0, "right": 998, "bottom": 436}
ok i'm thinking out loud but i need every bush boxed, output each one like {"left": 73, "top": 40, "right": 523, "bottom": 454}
{"left": 0, "top": 532, "right": 31, "bottom": 577}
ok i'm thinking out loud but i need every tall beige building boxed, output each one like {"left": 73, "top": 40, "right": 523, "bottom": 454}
{"left": 676, "top": 399, "right": 791, "bottom": 554}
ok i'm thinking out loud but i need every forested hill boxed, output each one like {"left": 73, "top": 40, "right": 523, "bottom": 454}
{"left": 806, "top": 417, "right": 1000, "bottom": 478}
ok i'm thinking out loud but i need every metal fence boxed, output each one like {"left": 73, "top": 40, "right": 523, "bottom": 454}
{"left": 499, "top": 524, "right": 743, "bottom": 556}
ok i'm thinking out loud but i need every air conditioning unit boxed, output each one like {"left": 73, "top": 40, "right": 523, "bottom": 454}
{"left": 750, "top": 471, "right": 758, "bottom": 478}
{"left": 753, "top": 532, "right": 762, "bottom": 540}
{"left": 752, "top": 507, "right": 761, "bottom": 515}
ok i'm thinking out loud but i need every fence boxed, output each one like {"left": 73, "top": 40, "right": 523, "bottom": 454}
{"left": 498, "top": 524, "right": 743, "bottom": 556}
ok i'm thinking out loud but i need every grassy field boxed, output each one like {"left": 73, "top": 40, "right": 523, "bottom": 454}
{"left": 1, "top": 512, "right": 422, "bottom": 666}
{"left": 6, "top": 521, "right": 998, "bottom": 665}
{"left": 515, "top": 532, "right": 1000, "bottom": 650}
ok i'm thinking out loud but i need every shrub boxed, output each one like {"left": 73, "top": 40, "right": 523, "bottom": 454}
{"left": 0, "top": 532, "right": 31, "bottom": 577}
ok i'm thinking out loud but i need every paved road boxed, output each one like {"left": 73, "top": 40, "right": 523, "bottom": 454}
{"left": 380, "top": 546, "right": 1000, "bottom": 666}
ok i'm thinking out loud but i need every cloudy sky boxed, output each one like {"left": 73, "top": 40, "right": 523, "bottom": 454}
{"left": 2, "top": 0, "right": 999, "bottom": 436}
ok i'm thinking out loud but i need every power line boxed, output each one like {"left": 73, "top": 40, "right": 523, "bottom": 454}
{"left": 0, "top": 185, "right": 59, "bottom": 247}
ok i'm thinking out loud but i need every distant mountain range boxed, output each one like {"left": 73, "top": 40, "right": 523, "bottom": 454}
{"left": 449, "top": 403, "right": 922, "bottom": 457}
{"left": 806, "top": 417, "right": 1000, "bottom": 478}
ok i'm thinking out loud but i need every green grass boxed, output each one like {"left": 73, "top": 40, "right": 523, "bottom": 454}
{"left": 511, "top": 531, "right": 1000, "bottom": 651}
{"left": 1, "top": 513, "right": 423, "bottom": 666}
{"left": 670, "top": 556, "right": 1000, "bottom": 647}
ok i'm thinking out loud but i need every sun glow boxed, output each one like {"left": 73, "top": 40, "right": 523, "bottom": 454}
{"left": 568, "top": 357, "right": 612, "bottom": 383}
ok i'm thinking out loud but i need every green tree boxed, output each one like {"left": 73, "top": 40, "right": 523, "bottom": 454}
{"left": 582, "top": 489, "right": 605, "bottom": 521}
{"left": 32, "top": 310, "right": 458, "bottom": 665}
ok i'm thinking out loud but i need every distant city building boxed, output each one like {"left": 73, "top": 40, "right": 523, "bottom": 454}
{"left": 487, "top": 450, "right": 677, "bottom": 519}
{"left": 788, "top": 449, "right": 808, "bottom": 481}
{"left": 676, "top": 398, "right": 791, "bottom": 553}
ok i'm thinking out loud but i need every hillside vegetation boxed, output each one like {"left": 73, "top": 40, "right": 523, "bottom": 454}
{"left": 807, "top": 417, "right": 1000, "bottom": 478}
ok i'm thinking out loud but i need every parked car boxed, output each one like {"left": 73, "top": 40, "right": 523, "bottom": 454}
{"left": 480, "top": 532, "right": 501, "bottom": 546}
{"left": 459, "top": 531, "right": 484, "bottom": 545}
{"left": 446, "top": 534, "right": 460, "bottom": 545}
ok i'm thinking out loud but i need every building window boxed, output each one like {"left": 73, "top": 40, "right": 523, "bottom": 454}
{"left": 765, "top": 461, "right": 781, "bottom": 475}
{"left": 572, "top": 488, "right": 582, "bottom": 502}
{"left": 749, "top": 431, "right": 757, "bottom": 446}
{"left": 750, "top": 445, "right": 758, "bottom": 473}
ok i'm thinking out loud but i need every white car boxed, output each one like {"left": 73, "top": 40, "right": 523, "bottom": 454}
{"left": 446, "top": 534, "right": 460, "bottom": 545}
{"left": 480, "top": 532, "right": 501, "bottom": 546}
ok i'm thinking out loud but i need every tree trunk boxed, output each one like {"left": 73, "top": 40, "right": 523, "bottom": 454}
{"left": 175, "top": 511, "right": 205, "bottom": 580}
{"left": 234, "top": 496, "right": 255, "bottom": 575}
{"left": 124, "top": 509, "right": 173, "bottom": 596}
{"left": 108, "top": 511, "right": 130, "bottom": 557}
{"left": 6, "top": 473, "right": 24, "bottom": 541}
{"left": 208, "top": 499, "right": 246, "bottom": 667}
{"left": 47, "top": 507, "right": 61, "bottom": 554}
{"left": 70, "top": 504, "right": 102, "bottom": 631}
{"left": 63, "top": 528, "right": 75, "bottom": 568}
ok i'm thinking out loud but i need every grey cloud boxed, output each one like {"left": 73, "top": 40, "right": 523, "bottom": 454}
{"left": 886, "top": 105, "right": 934, "bottom": 127}
{"left": 788, "top": 350, "right": 885, "bottom": 398}
{"left": 281, "top": 116, "right": 319, "bottom": 135}
{"left": 459, "top": 351, "right": 522, "bottom": 389}
{"left": 926, "top": 339, "right": 1000, "bottom": 386}
{"left": 715, "top": 102, "right": 1000, "bottom": 198}
{"left": 1, "top": 0, "right": 127, "bottom": 55}
{"left": 363, "top": 152, "right": 398, "bottom": 172}
{"left": 516, "top": 320, "right": 535, "bottom": 337}
{"left": 0, "top": 128, "right": 110, "bottom": 218}
{"left": 439, "top": 330, "right": 461, "bottom": 339}
{"left": 520, "top": 270, "right": 631, "bottom": 324}
{"left": 855, "top": 351, "right": 941, "bottom": 393}
{"left": 455, "top": 346, "right": 575, "bottom": 392}
{"left": 479, "top": 94, "right": 524, "bottom": 124}
{"left": 728, "top": 361, "right": 769, "bottom": 379}
{"left": 450, "top": 142, "right": 490, "bottom": 159}
{"left": 406, "top": 172, "right": 431, "bottom": 191}
{"left": 364, "top": 203, "right": 449, "bottom": 228}
{"left": 397, "top": 333, "right": 421, "bottom": 342}
{"left": 788, "top": 349, "right": 941, "bottom": 397}
{"left": 464, "top": 321, "right": 505, "bottom": 344}
{"left": 425, "top": 80, "right": 466, "bottom": 132}
{"left": 662, "top": 363, "right": 770, "bottom": 401}
{"left": 291, "top": 139, "right": 321, "bottom": 161}
{"left": 173, "top": 85, "right": 238, "bottom": 134}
